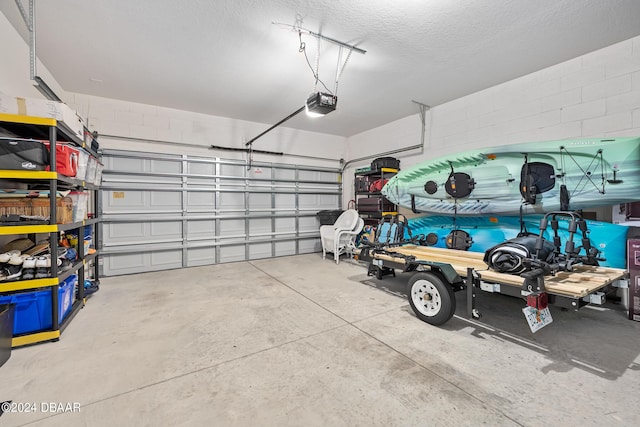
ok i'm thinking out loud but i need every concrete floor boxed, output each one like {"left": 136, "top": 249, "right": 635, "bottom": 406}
{"left": 1, "top": 253, "right": 640, "bottom": 426}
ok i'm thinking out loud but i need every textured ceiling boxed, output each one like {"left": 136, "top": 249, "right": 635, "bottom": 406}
{"left": 2, "top": 0, "right": 640, "bottom": 137}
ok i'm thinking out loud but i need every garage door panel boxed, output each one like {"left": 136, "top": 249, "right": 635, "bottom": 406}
{"left": 219, "top": 245, "right": 245, "bottom": 263}
{"left": 299, "top": 239, "right": 321, "bottom": 253}
{"left": 150, "top": 191, "right": 181, "bottom": 208}
{"left": 297, "top": 170, "right": 319, "bottom": 181}
{"left": 188, "top": 162, "right": 215, "bottom": 175}
{"left": 219, "top": 192, "right": 244, "bottom": 210}
{"left": 219, "top": 219, "right": 244, "bottom": 237}
{"left": 318, "top": 194, "right": 339, "bottom": 207}
{"left": 187, "top": 177, "right": 215, "bottom": 186}
{"left": 249, "top": 243, "right": 271, "bottom": 259}
{"left": 249, "top": 193, "right": 271, "bottom": 210}
{"left": 299, "top": 193, "right": 340, "bottom": 209}
{"left": 150, "top": 221, "right": 182, "bottom": 238}
{"left": 150, "top": 159, "right": 181, "bottom": 174}
{"left": 187, "top": 191, "right": 215, "bottom": 208}
{"left": 273, "top": 169, "right": 295, "bottom": 180}
{"left": 220, "top": 164, "right": 244, "bottom": 177}
{"left": 104, "top": 222, "right": 146, "bottom": 241}
{"left": 106, "top": 157, "right": 145, "bottom": 173}
{"left": 104, "top": 252, "right": 148, "bottom": 276}
{"left": 104, "top": 190, "right": 146, "bottom": 209}
{"left": 249, "top": 219, "right": 271, "bottom": 236}
{"left": 187, "top": 247, "right": 215, "bottom": 266}
{"left": 101, "top": 150, "right": 339, "bottom": 276}
{"left": 275, "top": 194, "right": 295, "bottom": 209}
{"left": 299, "top": 216, "right": 320, "bottom": 232}
{"left": 275, "top": 241, "right": 296, "bottom": 256}
{"left": 275, "top": 217, "right": 295, "bottom": 231}
{"left": 187, "top": 220, "right": 215, "bottom": 238}
{"left": 248, "top": 167, "right": 272, "bottom": 180}
{"left": 150, "top": 250, "right": 182, "bottom": 268}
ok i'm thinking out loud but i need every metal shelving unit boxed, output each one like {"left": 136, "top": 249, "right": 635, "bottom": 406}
{"left": 354, "top": 167, "right": 399, "bottom": 226}
{"left": 0, "top": 113, "right": 100, "bottom": 347}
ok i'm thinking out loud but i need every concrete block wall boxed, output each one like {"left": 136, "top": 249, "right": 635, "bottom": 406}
{"left": 345, "top": 35, "right": 640, "bottom": 206}
{"left": 68, "top": 93, "right": 346, "bottom": 167}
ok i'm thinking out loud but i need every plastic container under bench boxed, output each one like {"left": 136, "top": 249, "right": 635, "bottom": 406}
{"left": 0, "top": 304, "right": 13, "bottom": 366}
{"left": 0, "top": 275, "right": 77, "bottom": 335}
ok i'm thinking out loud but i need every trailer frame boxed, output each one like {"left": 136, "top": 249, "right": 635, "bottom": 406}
{"left": 356, "top": 245, "right": 626, "bottom": 327}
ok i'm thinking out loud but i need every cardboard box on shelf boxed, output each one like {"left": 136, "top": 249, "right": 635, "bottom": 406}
{"left": 0, "top": 196, "right": 73, "bottom": 223}
{"left": 0, "top": 94, "right": 84, "bottom": 141}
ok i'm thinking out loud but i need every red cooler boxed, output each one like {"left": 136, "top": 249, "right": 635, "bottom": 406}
{"left": 44, "top": 142, "right": 79, "bottom": 177}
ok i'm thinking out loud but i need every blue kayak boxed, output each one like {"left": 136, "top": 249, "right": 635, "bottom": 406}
{"left": 406, "top": 214, "right": 630, "bottom": 269}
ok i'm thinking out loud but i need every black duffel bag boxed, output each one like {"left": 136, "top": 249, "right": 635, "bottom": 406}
{"left": 483, "top": 234, "right": 555, "bottom": 274}
{"left": 371, "top": 156, "right": 400, "bottom": 171}
{"left": 0, "top": 138, "right": 48, "bottom": 171}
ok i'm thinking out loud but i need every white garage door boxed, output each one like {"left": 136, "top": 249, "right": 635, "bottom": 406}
{"left": 99, "top": 150, "right": 342, "bottom": 276}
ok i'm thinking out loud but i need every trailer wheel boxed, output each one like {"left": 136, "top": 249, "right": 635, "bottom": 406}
{"left": 407, "top": 272, "right": 456, "bottom": 325}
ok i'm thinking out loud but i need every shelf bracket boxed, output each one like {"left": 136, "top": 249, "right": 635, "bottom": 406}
{"left": 14, "top": 0, "right": 62, "bottom": 101}
{"left": 15, "top": 0, "right": 35, "bottom": 79}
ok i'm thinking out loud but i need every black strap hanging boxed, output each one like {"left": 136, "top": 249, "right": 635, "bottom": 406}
{"left": 560, "top": 185, "right": 570, "bottom": 211}
{"left": 517, "top": 204, "right": 529, "bottom": 237}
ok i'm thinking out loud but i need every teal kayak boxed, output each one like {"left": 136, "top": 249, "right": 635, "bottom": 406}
{"left": 382, "top": 137, "right": 640, "bottom": 215}
{"left": 406, "top": 214, "right": 630, "bottom": 269}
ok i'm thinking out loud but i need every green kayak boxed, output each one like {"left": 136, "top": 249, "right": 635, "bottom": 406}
{"left": 382, "top": 137, "right": 640, "bottom": 215}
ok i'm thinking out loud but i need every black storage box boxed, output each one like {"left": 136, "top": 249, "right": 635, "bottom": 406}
{"left": 316, "top": 209, "right": 343, "bottom": 225}
{"left": 357, "top": 197, "right": 395, "bottom": 213}
{"left": 0, "top": 138, "right": 48, "bottom": 171}
{"left": 371, "top": 156, "right": 400, "bottom": 171}
{"left": 354, "top": 175, "right": 371, "bottom": 193}
{"left": 0, "top": 304, "right": 14, "bottom": 368}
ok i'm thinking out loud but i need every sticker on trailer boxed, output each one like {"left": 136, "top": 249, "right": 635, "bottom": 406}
{"left": 522, "top": 306, "right": 553, "bottom": 333}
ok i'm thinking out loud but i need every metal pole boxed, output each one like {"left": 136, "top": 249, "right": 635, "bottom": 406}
{"left": 15, "top": 0, "right": 36, "bottom": 79}
{"left": 245, "top": 105, "right": 305, "bottom": 146}
{"left": 341, "top": 102, "right": 430, "bottom": 173}
{"left": 272, "top": 23, "right": 366, "bottom": 55}
{"left": 29, "top": 0, "right": 35, "bottom": 80}
{"left": 303, "top": 28, "right": 366, "bottom": 55}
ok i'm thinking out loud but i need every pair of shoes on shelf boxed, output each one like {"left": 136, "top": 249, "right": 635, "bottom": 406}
{"left": 21, "top": 257, "right": 37, "bottom": 280}
{"left": 0, "top": 264, "right": 23, "bottom": 281}
{"left": 0, "top": 245, "right": 70, "bottom": 281}
{"left": 0, "top": 242, "right": 50, "bottom": 265}
{"left": 21, "top": 255, "right": 63, "bottom": 280}
{"left": 0, "top": 250, "right": 21, "bottom": 264}
{"left": 0, "top": 250, "right": 25, "bottom": 281}
{"left": 39, "top": 255, "right": 62, "bottom": 279}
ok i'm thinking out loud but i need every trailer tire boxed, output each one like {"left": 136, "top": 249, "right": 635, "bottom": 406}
{"left": 407, "top": 272, "right": 456, "bottom": 325}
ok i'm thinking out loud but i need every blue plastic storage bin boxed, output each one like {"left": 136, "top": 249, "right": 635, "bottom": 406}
{"left": 0, "top": 275, "right": 77, "bottom": 335}
{"left": 84, "top": 225, "right": 92, "bottom": 239}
